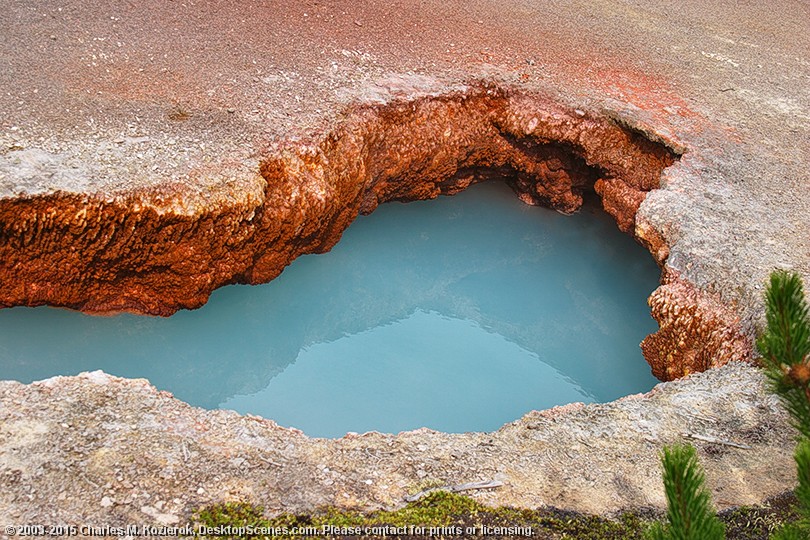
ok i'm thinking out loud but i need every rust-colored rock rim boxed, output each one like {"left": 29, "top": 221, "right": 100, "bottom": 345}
{"left": 0, "top": 82, "right": 750, "bottom": 380}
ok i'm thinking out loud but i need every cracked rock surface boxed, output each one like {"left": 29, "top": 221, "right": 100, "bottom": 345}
{"left": 0, "top": 365, "right": 796, "bottom": 525}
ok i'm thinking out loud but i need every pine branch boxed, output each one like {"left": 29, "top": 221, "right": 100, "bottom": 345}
{"left": 757, "top": 270, "right": 810, "bottom": 538}
{"left": 646, "top": 444, "right": 724, "bottom": 540}
{"left": 761, "top": 271, "right": 810, "bottom": 364}
{"left": 794, "top": 438, "right": 810, "bottom": 524}
{"left": 757, "top": 270, "right": 810, "bottom": 439}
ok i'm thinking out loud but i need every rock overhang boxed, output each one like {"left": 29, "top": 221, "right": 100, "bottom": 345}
{"left": 0, "top": 80, "right": 757, "bottom": 381}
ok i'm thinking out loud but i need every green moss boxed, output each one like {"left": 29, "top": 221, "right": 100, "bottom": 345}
{"left": 718, "top": 492, "right": 801, "bottom": 540}
{"left": 192, "top": 491, "right": 797, "bottom": 539}
{"left": 195, "top": 500, "right": 271, "bottom": 531}
{"left": 371, "top": 491, "right": 486, "bottom": 527}
{"left": 193, "top": 491, "right": 647, "bottom": 539}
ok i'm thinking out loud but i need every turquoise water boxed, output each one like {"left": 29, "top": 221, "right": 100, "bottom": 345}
{"left": 0, "top": 181, "right": 661, "bottom": 437}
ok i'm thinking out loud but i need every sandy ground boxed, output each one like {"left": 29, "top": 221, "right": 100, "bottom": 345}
{"left": 0, "top": 364, "right": 797, "bottom": 528}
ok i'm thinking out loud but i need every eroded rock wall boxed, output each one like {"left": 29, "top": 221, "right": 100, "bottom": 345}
{"left": 0, "top": 83, "right": 753, "bottom": 380}
{"left": 642, "top": 270, "right": 753, "bottom": 380}
{"left": 0, "top": 85, "right": 674, "bottom": 312}
{"left": 0, "top": 86, "right": 673, "bottom": 315}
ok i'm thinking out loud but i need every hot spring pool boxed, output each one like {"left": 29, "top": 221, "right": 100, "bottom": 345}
{"left": 0, "top": 181, "right": 661, "bottom": 437}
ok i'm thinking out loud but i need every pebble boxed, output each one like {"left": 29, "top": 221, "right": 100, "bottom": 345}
{"left": 140, "top": 505, "right": 180, "bottom": 525}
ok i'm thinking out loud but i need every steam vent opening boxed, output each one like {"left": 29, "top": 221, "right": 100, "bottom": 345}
{"left": 0, "top": 85, "right": 682, "bottom": 437}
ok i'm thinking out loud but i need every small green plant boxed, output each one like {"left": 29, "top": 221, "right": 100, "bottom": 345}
{"left": 757, "top": 271, "right": 810, "bottom": 439}
{"left": 757, "top": 270, "right": 810, "bottom": 539}
{"left": 645, "top": 444, "right": 725, "bottom": 540}
{"left": 648, "top": 270, "right": 810, "bottom": 540}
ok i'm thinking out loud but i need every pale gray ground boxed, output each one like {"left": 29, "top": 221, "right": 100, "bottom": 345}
{"left": 0, "top": 364, "right": 796, "bottom": 529}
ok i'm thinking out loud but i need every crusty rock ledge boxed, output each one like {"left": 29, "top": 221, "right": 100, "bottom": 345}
{"left": 0, "top": 82, "right": 753, "bottom": 380}
{"left": 0, "top": 84, "right": 673, "bottom": 316}
{"left": 0, "top": 363, "right": 795, "bottom": 527}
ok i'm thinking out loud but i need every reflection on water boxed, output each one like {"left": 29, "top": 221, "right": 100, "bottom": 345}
{"left": 221, "top": 309, "right": 595, "bottom": 437}
{"left": 0, "top": 181, "right": 661, "bottom": 437}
